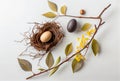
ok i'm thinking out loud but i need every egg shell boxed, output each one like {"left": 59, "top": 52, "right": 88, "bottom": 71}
{"left": 67, "top": 19, "right": 77, "bottom": 32}
{"left": 40, "top": 31, "right": 52, "bottom": 43}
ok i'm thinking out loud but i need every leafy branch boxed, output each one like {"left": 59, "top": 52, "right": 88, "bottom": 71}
{"left": 26, "top": 4, "right": 111, "bottom": 80}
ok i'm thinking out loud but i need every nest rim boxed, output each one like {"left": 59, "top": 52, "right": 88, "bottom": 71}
{"left": 30, "top": 22, "right": 64, "bottom": 52}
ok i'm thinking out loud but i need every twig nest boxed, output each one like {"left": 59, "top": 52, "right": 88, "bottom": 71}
{"left": 30, "top": 22, "right": 64, "bottom": 52}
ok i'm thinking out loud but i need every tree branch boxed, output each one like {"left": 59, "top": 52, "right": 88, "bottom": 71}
{"left": 59, "top": 4, "right": 111, "bottom": 19}
{"left": 26, "top": 4, "right": 111, "bottom": 80}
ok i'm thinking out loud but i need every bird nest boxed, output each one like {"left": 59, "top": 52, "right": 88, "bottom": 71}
{"left": 30, "top": 22, "right": 64, "bottom": 52}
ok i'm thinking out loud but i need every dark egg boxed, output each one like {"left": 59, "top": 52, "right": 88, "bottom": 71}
{"left": 67, "top": 19, "right": 77, "bottom": 32}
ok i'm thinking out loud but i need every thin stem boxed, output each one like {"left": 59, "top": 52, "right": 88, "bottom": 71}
{"left": 26, "top": 4, "right": 111, "bottom": 79}
{"left": 37, "top": 53, "right": 47, "bottom": 66}
{"left": 84, "top": 46, "right": 89, "bottom": 56}
{"left": 58, "top": 4, "right": 111, "bottom": 20}
{"left": 59, "top": 15, "right": 99, "bottom": 19}
{"left": 99, "top": 4, "right": 111, "bottom": 17}
{"left": 19, "top": 45, "right": 30, "bottom": 56}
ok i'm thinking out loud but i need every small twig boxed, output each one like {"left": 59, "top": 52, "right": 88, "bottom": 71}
{"left": 94, "top": 25, "right": 97, "bottom": 30}
{"left": 59, "top": 15, "right": 99, "bottom": 19}
{"left": 19, "top": 45, "right": 30, "bottom": 56}
{"left": 26, "top": 4, "right": 111, "bottom": 79}
{"left": 14, "top": 38, "right": 26, "bottom": 43}
{"left": 58, "top": 4, "right": 111, "bottom": 20}
{"left": 83, "top": 46, "right": 89, "bottom": 56}
{"left": 27, "top": 22, "right": 41, "bottom": 24}
{"left": 37, "top": 53, "right": 47, "bottom": 66}
{"left": 20, "top": 54, "right": 34, "bottom": 57}
{"left": 98, "top": 4, "right": 111, "bottom": 17}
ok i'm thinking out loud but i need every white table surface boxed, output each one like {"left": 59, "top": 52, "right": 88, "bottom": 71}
{"left": 0, "top": 0, "right": 119, "bottom": 81}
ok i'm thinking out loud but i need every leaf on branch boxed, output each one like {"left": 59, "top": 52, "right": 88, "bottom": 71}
{"left": 49, "top": 66, "right": 59, "bottom": 76}
{"left": 65, "top": 43, "right": 73, "bottom": 56}
{"left": 48, "top": 0, "right": 58, "bottom": 12}
{"left": 46, "top": 52, "right": 54, "bottom": 68}
{"left": 18, "top": 58, "right": 32, "bottom": 72}
{"left": 60, "top": 5, "right": 67, "bottom": 15}
{"left": 55, "top": 56, "right": 61, "bottom": 65}
{"left": 72, "top": 59, "right": 84, "bottom": 73}
{"left": 42, "top": 12, "right": 57, "bottom": 18}
{"left": 49, "top": 56, "right": 61, "bottom": 76}
{"left": 75, "top": 53, "right": 86, "bottom": 62}
{"left": 81, "top": 23, "right": 91, "bottom": 31}
{"left": 92, "top": 39, "right": 100, "bottom": 56}
{"left": 38, "top": 68, "right": 45, "bottom": 71}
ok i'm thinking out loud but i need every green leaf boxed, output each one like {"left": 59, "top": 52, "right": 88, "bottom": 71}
{"left": 92, "top": 39, "right": 100, "bottom": 56}
{"left": 46, "top": 52, "right": 54, "bottom": 68}
{"left": 81, "top": 23, "right": 91, "bottom": 31}
{"left": 18, "top": 58, "right": 32, "bottom": 71}
{"left": 65, "top": 43, "right": 73, "bottom": 56}
{"left": 38, "top": 68, "right": 45, "bottom": 71}
{"left": 49, "top": 56, "right": 61, "bottom": 76}
{"left": 48, "top": 0, "right": 58, "bottom": 12}
{"left": 60, "top": 5, "right": 67, "bottom": 15}
{"left": 55, "top": 56, "right": 61, "bottom": 65}
{"left": 72, "top": 59, "right": 84, "bottom": 73}
{"left": 42, "top": 12, "right": 57, "bottom": 18}
{"left": 49, "top": 66, "right": 59, "bottom": 76}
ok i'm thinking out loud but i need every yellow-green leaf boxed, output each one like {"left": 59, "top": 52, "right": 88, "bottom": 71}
{"left": 46, "top": 52, "right": 54, "bottom": 68}
{"left": 48, "top": 0, "right": 57, "bottom": 12}
{"left": 38, "top": 68, "right": 45, "bottom": 71}
{"left": 65, "top": 43, "right": 73, "bottom": 56}
{"left": 92, "top": 39, "right": 100, "bottom": 56}
{"left": 72, "top": 59, "right": 84, "bottom": 73}
{"left": 18, "top": 58, "right": 32, "bottom": 71}
{"left": 55, "top": 56, "right": 61, "bottom": 65}
{"left": 60, "top": 5, "right": 67, "bottom": 15}
{"left": 81, "top": 23, "right": 91, "bottom": 31}
{"left": 49, "top": 66, "right": 59, "bottom": 76}
{"left": 42, "top": 12, "right": 57, "bottom": 18}
{"left": 49, "top": 56, "right": 61, "bottom": 76}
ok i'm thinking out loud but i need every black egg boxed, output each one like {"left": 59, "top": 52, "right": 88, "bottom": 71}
{"left": 67, "top": 19, "right": 77, "bottom": 32}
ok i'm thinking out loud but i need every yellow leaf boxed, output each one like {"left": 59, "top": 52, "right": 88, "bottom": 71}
{"left": 75, "top": 49, "right": 80, "bottom": 52}
{"left": 75, "top": 53, "right": 85, "bottom": 62}
{"left": 86, "top": 28, "right": 96, "bottom": 36}
{"left": 77, "top": 38, "right": 81, "bottom": 42}
{"left": 42, "top": 12, "right": 57, "bottom": 18}
{"left": 79, "top": 35, "right": 88, "bottom": 49}
{"left": 60, "top": 5, "right": 67, "bottom": 15}
{"left": 81, "top": 23, "right": 91, "bottom": 31}
{"left": 76, "top": 35, "right": 89, "bottom": 50}
{"left": 48, "top": 0, "right": 58, "bottom": 12}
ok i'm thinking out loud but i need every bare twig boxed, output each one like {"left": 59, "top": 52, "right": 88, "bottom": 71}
{"left": 19, "top": 45, "right": 30, "bottom": 56}
{"left": 26, "top": 4, "right": 111, "bottom": 79}
{"left": 83, "top": 46, "right": 89, "bottom": 56}
{"left": 37, "top": 53, "right": 47, "bottom": 66}
{"left": 59, "top": 4, "right": 111, "bottom": 20}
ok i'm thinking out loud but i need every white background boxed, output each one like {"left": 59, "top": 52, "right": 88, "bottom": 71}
{"left": 0, "top": 0, "right": 119, "bottom": 81}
